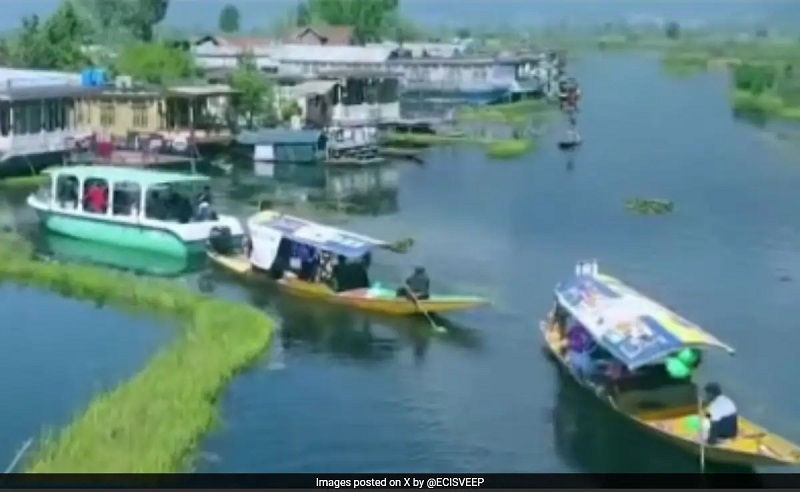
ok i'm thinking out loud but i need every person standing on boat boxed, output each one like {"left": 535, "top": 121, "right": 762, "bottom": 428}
{"left": 703, "top": 382, "right": 738, "bottom": 444}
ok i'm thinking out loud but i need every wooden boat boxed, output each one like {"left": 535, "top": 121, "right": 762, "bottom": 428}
{"left": 207, "top": 210, "right": 488, "bottom": 316}
{"left": 27, "top": 166, "right": 244, "bottom": 258}
{"left": 540, "top": 260, "right": 800, "bottom": 468}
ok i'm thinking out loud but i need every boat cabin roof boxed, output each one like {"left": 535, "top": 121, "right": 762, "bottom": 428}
{"left": 249, "top": 211, "right": 389, "bottom": 259}
{"left": 554, "top": 265, "right": 735, "bottom": 370}
{"left": 43, "top": 166, "right": 209, "bottom": 187}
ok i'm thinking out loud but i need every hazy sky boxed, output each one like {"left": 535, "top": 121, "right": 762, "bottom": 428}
{"left": 7, "top": 0, "right": 800, "bottom": 32}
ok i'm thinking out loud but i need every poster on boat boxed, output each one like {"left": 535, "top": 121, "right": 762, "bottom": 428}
{"left": 250, "top": 226, "right": 282, "bottom": 271}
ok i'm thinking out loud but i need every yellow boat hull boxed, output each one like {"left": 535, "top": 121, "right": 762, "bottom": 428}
{"left": 207, "top": 251, "right": 488, "bottom": 316}
{"left": 541, "top": 322, "right": 800, "bottom": 467}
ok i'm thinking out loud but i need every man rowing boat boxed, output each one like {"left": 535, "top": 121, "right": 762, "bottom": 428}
{"left": 396, "top": 267, "right": 430, "bottom": 301}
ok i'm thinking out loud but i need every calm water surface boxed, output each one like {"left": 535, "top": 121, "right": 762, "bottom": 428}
{"left": 0, "top": 285, "right": 170, "bottom": 468}
{"left": 192, "top": 54, "right": 800, "bottom": 473}
{"left": 7, "top": 54, "right": 800, "bottom": 474}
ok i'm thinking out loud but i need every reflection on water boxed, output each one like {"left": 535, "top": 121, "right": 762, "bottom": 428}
{"left": 36, "top": 231, "right": 204, "bottom": 277}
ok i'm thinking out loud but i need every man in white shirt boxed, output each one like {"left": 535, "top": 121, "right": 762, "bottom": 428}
{"left": 703, "top": 382, "right": 738, "bottom": 445}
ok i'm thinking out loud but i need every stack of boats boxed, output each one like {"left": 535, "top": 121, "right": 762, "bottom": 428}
{"left": 23, "top": 166, "right": 800, "bottom": 469}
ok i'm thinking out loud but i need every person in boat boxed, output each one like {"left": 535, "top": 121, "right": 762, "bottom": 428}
{"left": 194, "top": 186, "right": 217, "bottom": 221}
{"left": 84, "top": 181, "right": 108, "bottom": 214}
{"left": 396, "top": 267, "right": 430, "bottom": 301}
{"left": 703, "top": 382, "right": 738, "bottom": 444}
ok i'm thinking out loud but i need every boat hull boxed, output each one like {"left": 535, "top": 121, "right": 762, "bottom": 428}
{"left": 540, "top": 322, "right": 800, "bottom": 468}
{"left": 36, "top": 208, "right": 204, "bottom": 258}
{"left": 207, "top": 251, "right": 487, "bottom": 316}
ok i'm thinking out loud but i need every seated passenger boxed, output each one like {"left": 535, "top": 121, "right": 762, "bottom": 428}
{"left": 350, "top": 262, "right": 370, "bottom": 289}
{"left": 566, "top": 347, "right": 599, "bottom": 382}
{"left": 396, "top": 266, "right": 430, "bottom": 300}
{"left": 703, "top": 383, "right": 738, "bottom": 445}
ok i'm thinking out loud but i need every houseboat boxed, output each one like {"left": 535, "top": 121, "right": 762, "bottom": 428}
{"left": 74, "top": 79, "right": 237, "bottom": 156}
{"left": 27, "top": 166, "right": 244, "bottom": 257}
{"left": 0, "top": 68, "right": 104, "bottom": 178}
{"left": 236, "top": 128, "right": 328, "bottom": 165}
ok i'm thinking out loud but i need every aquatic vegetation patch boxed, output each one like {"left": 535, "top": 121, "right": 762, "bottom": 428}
{"left": 458, "top": 99, "right": 552, "bottom": 125}
{"left": 625, "top": 198, "right": 674, "bottom": 216}
{"left": 731, "top": 90, "right": 800, "bottom": 122}
{"left": 0, "top": 233, "right": 274, "bottom": 472}
{"left": 384, "top": 131, "right": 479, "bottom": 147}
{"left": 484, "top": 139, "right": 533, "bottom": 159}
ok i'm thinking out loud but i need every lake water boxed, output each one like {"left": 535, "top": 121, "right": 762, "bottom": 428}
{"left": 191, "top": 54, "right": 800, "bottom": 474}
{"left": 0, "top": 285, "right": 170, "bottom": 469}
{"left": 5, "top": 53, "right": 800, "bottom": 475}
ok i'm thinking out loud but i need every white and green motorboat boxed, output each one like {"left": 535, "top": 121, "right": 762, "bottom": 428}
{"left": 27, "top": 166, "right": 244, "bottom": 258}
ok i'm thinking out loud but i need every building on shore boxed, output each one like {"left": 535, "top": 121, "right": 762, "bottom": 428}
{"left": 192, "top": 39, "right": 562, "bottom": 105}
{"left": 282, "top": 69, "right": 401, "bottom": 159}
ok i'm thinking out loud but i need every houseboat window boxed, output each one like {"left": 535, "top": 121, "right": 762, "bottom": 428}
{"left": 31, "top": 101, "right": 43, "bottom": 132}
{"left": 62, "top": 99, "right": 72, "bottom": 130}
{"left": 82, "top": 177, "right": 110, "bottom": 215}
{"left": 132, "top": 101, "right": 149, "bottom": 129}
{"left": 55, "top": 174, "right": 80, "bottom": 209}
{"left": 45, "top": 100, "right": 57, "bottom": 131}
{"left": 100, "top": 102, "right": 115, "bottom": 128}
{"left": 0, "top": 102, "right": 9, "bottom": 136}
{"left": 12, "top": 102, "right": 28, "bottom": 135}
{"left": 111, "top": 181, "right": 142, "bottom": 217}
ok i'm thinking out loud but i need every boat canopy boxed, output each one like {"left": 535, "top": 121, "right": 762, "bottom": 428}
{"left": 248, "top": 212, "right": 390, "bottom": 259}
{"left": 42, "top": 166, "right": 209, "bottom": 188}
{"left": 554, "top": 263, "right": 735, "bottom": 370}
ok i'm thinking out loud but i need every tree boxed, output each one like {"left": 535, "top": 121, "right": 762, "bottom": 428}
{"left": 218, "top": 4, "right": 240, "bottom": 33}
{"left": 665, "top": 21, "right": 680, "bottom": 40}
{"left": 114, "top": 42, "right": 195, "bottom": 84}
{"left": 455, "top": 27, "right": 471, "bottom": 39}
{"left": 306, "top": 0, "right": 399, "bottom": 43}
{"left": 10, "top": 2, "right": 90, "bottom": 70}
{"left": 295, "top": 2, "right": 311, "bottom": 27}
{"left": 129, "top": 0, "right": 169, "bottom": 42}
{"left": 229, "top": 53, "right": 276, "bottom": 128}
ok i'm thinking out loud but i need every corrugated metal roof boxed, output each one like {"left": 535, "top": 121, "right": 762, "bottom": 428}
{"left": 236, "top": 129, "right": 324, "bottom": 146}
{"left": 270, "top": 45, "right": 393, "bottom": 64}
{"left": 288, "top": 80, "right": 337, "bottom": 98}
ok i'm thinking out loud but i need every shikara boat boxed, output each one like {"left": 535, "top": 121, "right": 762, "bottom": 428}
{"left": 207, "top": 210, "right": 488, "bottom": 316}
{"left": 540, "top": 260, "right": 800, "bottom": 467}
{"left": 27, "top": 166, "right": 243, "bottom": 258}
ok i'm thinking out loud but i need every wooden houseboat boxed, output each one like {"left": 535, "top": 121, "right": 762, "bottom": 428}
{"left": 74, "top": 80, "right": 237, "bottom": 155}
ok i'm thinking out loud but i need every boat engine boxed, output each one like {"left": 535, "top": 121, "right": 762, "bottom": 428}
{"left": 208, "top": 226, "right": 234, "bottom": 255}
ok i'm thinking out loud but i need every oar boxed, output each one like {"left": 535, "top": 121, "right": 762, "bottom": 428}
{"left": 385, "top": 237, "right": 415, "bottom": 254}
{"left": 698, "top": 387, "right": 707, "bottom": 474}
{"left": 405, "top": 283, "right": 446, "bottom": 334}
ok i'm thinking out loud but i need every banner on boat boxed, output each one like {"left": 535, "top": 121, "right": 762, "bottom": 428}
{"left": 250, "top": 225, "right": 282, "bottom": 271}
{"left": 555, "top": 272, "right": 734, "bottom": 369}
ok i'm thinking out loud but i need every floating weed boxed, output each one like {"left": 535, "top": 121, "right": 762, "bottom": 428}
{"left": 484, "top": 139, "right": 534, "bottom": 159}
{"left": 0, "top": 233, "right": 275, "bottom": 472}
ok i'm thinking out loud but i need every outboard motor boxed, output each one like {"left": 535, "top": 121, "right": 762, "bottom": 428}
{"left": 208, "top": 226, "right": 234, "bottom": 255}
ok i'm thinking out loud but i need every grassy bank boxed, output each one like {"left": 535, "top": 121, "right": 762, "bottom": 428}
{"left": 0, "top": 174, "right": 49, "bottom": 191}
{"left": 732, "top": 90, "right": 800, "bottom": 121}
{"left": 458, "top": 99, "right": 552, "bottom": 125}
{"left": 384, "top": 131, "right": 535, "bottom": 160}
{"left": 0, "top": 234, "right": 274, "bottom": 472}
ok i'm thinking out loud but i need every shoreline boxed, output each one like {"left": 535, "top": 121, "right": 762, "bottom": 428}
{"left": 0, "top": 233, "right": 274, "bottom": 472}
